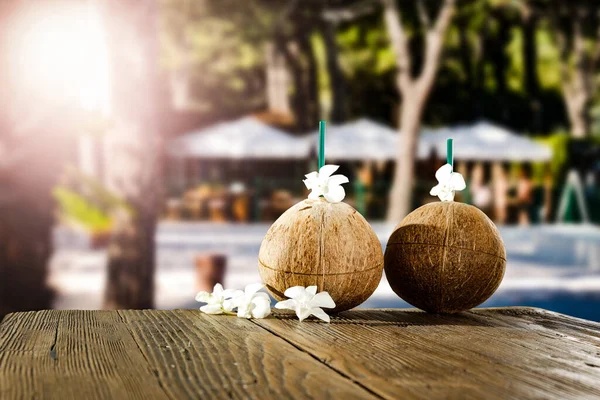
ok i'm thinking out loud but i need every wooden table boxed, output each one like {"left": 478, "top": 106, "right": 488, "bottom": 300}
{"left": 1, "top": 307, "right": 599, "bottom": 399}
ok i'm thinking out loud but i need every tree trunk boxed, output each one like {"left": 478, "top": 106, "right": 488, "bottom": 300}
{"left": 383, "top": 0, "right": 455, "bottom": 221}
{"left": 101, "top": 0, "right": 163, "bottom": 309}
{"left": 275, "top": 36, "right": 310, "bottom": 131}
{"left": 297, "top": 31, "right": 320, "bottom": 127}
{"left": 490, "top": 10, "right": 511, "bottom": 123}
{"left": 322, "top": 21, "right": 346, "bottom": 122}
{"left": 551, "top": 4, "right": 594, "bottom": 138}
{"left": 563, "top": 23, "right": 590, "bottom": 139}
{"left": 521, "top": 5, "right": 541, "bottom": 132}
{"left": 0, "top": 1, "right": 74, "bottom": 317}
{"left": 564, "top": 91, "right": 589, "bottom": 138}
{"left": 265, "top": 42, "right": 291, "bottom": 115}
{"left": 388, "top": 96, "right": 424, "bottom": 222}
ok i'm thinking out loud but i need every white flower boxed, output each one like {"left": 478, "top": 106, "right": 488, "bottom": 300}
{"left": 303, "top": 164, "right": 349, "bottom": 203}
{"left": 230, "top": 283, "right": 271, "bottom": 319}
{"left": 430, "top": 163, "right": 466, "bottom": 202}
{"left": 195, "top": 283, "right": 236, "bottom": 314}
{"left": 274, "top": 286, "right": 335, "bottom": 323}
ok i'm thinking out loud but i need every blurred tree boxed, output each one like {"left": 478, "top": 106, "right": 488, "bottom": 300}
{"left": 383, "top": 0, "right": 456, "bottom": 220}
{"left": 0, "top": 0, "right": 85, "bottom": 316}
{"left": 160, "top": 0, "right": 275, "bottom": 124}
{"left": 519, "top": 0, "right": 542, "bottom": 132}
{"left": 321, "top": 19, "right": 347, "bottom": 122}
{"left": 101, "top": 0, "right": 165, "bottom": 309}
{"left": 160, "top": 0, "right": 367, "bottom": 131}
{"left": 272, "top": 3, "right": 321, "bottom": 130}
{"left": 321, "top": 1, "right": 380, "bottom": 122}
{"left": 335, "top": 11, "right": 398, "bottom": 124}
{"left": 548, "top": 1, "right": 600, "bottom": 138}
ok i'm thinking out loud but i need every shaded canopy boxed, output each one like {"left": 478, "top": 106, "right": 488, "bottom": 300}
{"left": 419, "top": 121, "right": 552, "bottom": 162}
{"left": 170, "top": 117, "right": 551, "bottom": 163}
{"left": 308, "top": 118, "right": 399, "bottom": 161}
{"left": 169, "top": 117, "right": 310, "bottom": 159}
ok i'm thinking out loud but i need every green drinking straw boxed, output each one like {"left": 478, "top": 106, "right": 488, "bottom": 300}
{"left": 318, "top": 120, "right": 326, "bottom": 169}
{"left": 447, "top": 138, "right": 453, "bottom": 171}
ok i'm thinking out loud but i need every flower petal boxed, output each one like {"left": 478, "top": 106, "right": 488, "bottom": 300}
{"left": 435, "top": 164, "right": 453, "bottom": 183}
{"left": 429, "top": 184, "right": 441, "bottom": 196}
{"left": 253, "top": 292, "right": 271, "bottom": 301}
{"left": 310, "top": 307, "right": 331, "bottom": 323}
{"left": 449, "top": 172, "right": 466, "bottom": 191}
{"left": 304, "top": 171, "right": 318, "bottom": 180}
{"left": 212, "top": 283, "right": 223, "bottom": 295}
{"left": 200, "top": 304, "right": 224, "bottom": 314}
{"left": 305, "top": 286, "right": 318, "bottom": 296}
{"left": 274, "top": 299, "right": 297, "bottom": 310}
{"left": 327, "top": 174, "right": 349, "bottom": 186}
{"left": 296, "top": 307, "right": 312, "bottom": 322}
{"left": 195, "top": 291, "right": 211, "bottom": 302}
{"left": 237, "top": 306, "right": 251, "bottom": 319}
{"left": 221, "top": 289, "right": 237, "bottom": 299}
{"left": 230, "top": 290, "right": 245, "bottom": 306}
{"left": 439, "top": 190, "right": 455, "bottom": 202}
{"left": 318, "top": 164, "right": 339, "bottom": 179}
{"left": 222, "top": 299, "right": 236, "bottom": 312}
{"left": 251, "top": 297, "right": 271, "bottom": 318}
{"left": 310, "top": 292, "right": 336, "bottom": 309}
{"left": 284, "top": 286, "right": 307, "bottom": 299}
{"left": 245, "top": 283, "right": 264, "bottom": 297}
{"left": 308, "top": 190, "right": 321, "bottom": 200}
{"left": 323, "top": 185, "right": 345, "bottom": 203}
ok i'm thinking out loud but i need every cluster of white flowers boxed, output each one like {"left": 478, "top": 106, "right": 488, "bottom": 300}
{"left": 303, "top": 164, "right": 349, "bottom": 203}
{"left": 195, "top": 283, "right": 271, "bottom": 319}
{"left": 196, "top": 283, "right": 336, "bottom": 323}
{"left": 430, "top": 163, "right": 466, "bottom": 202}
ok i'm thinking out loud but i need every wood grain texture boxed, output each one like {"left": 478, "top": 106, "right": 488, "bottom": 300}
{"left": 0, "top": 310, "right": 376, "bottom": 400}
{"left": 254, "top": 307, "right": 600, "bottom": 400}
{"left": 1, "top": 308, "right": 599, "bottom": 400}
{"left": 259, "top": 198, "right": 384, "bottom": 312}
{"left": 385, "top": 202, "right": 506, "bottom": 313}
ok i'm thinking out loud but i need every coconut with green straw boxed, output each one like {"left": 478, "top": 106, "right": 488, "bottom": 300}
{"left": 258, "top": 120, "right": 384, "bottom": 312}
{"left": 384, "top": 138, "right": 507, "bottom": 313}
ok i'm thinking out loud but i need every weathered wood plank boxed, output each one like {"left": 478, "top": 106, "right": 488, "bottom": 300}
{"left": 0, "top": 310, "right": 171, "bottom": 399}
{"left": 117, "top": 309, "right": 376, "bottom": 399}
{"left": 253, "top": 307, "right": 600, "bottom": 400}
{"left": 0, "top": 310, "right": 378, "bottom": 399}
{"left": 1, "top": 308, "right": 599, "bottom": 400}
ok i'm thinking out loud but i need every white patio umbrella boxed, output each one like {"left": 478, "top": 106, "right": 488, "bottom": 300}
{"left": 307, "top": 118, "right": 400, "bottom": 161}
{"left": 169, "top": 117, "right": 310, "bottom": 159}
{"left": 419, "top": 121, "right": 552, "bottom": 162}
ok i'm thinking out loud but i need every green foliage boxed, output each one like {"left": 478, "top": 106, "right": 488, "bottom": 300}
{"left": 52, "top": 168, "right": 133, "bottom": 233}
{"left": 155, "top": 0, "right": 597, "bottom": 137}
{"left": 506, "top": 27, "right": 523, "bottom": 93}
{"left": 533, "top": 132, "right": 570, "bottom": 183}
{"left": 311, "top": 33, "right": 331, "bottom": 118}
{"left": 535, "top": 28, "right": 561, "bottom": 90}
{"left": 336, "top": 15, "right": 397, "bottom": 123}
{"left": 159, "top": 0, "right": 284, "bottom": 118}
{"left": 53, "top": 188, "right": 112, "bottom": 232}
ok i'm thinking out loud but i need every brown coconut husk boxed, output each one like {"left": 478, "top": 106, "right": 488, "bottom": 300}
{"left": 259, "top": 198, "right": 384, "bottom": 312}
{"left": 384, "top": 202, "right": 506, "bottom": 313}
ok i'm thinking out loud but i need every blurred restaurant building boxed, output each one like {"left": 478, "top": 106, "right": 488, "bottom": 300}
{"left": 150, "top": 116, "right": 575, "bottom": 225}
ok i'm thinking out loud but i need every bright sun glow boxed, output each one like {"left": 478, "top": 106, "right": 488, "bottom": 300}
{"left": 10, "top": 3, "right": 110, "bottom": 113}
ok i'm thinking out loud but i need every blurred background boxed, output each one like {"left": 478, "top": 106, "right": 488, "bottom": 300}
{"left": 1, "top": 0, "right": 600, "bottom": 321}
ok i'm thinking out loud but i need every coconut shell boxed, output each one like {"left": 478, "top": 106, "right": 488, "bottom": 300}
{"left": 384, "top": 202, "right": 506, "bottom": 313}
{"left": 258, "top": 198, "right": 384, "bottom": 312}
